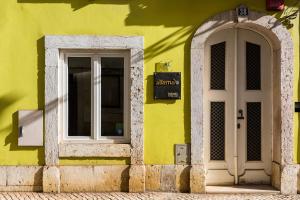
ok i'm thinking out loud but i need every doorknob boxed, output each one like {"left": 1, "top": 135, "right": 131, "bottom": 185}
{"left": 237, "top": 109, "right": 244, "bottom": 120}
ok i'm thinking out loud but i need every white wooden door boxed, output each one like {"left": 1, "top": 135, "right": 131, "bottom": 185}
{"left": 204, "top": 28, "right": 272, "bottom": 185}
{"left": 236, "top": 29, "right": 272, "bottom": 184}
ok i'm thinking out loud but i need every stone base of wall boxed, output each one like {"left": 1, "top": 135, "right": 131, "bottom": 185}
{"left": 0, "top": 166, "right": 43, "bottom": 192}
{"left": 281, "top": 164, "right": 298, "bottom": 194}
{"left": 60, "top": 165, "right": 130, "bottom": 192}
{"left": 43, "top": 166, "right": 60, "bottom": 192}
{"left": 0, "top": 165, "right": 299, "bottom": 194}
{"left": 272, "top": 162, "right": 281, "bottom": 190}
{"left": 58, "top": 165, "right": 190, "bottom": 193}
{"left": 190, "top": 165, "right": 205, "bottom": 193}
{"left": 145, "top": 165, "right": 190, "bottom": 192}
{"left": 129, "top": 165, "right": 145, "bottom": 192}
{"left": 0, "top": 165, "right": 190, "bottom": 192}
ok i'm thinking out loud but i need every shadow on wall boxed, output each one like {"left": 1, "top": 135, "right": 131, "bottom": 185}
{"left": 17, "top": 0, "right": 295, "bottom": 27}
{"left": 37, "top": 38, "right": 45, "bottom": 111}
{"left": 16, "top": 0, "right": 249, "bottom": 26}
{"left": 0, "top": 38, "right": 45, "bottom": 165}
{"left": 17, "top": 0, "right": 298, "bottom": 158}
{"left": 0, "top": 93, "right": 23, "bottom": 135}
{"left": 5, "top": 112, "right": 44, "bottom": 165}
{"left": 16, "top": 0, "right": 230, "bottom": 147}
{"left": 0, "top": 93, "right": 44, "bottom": 165}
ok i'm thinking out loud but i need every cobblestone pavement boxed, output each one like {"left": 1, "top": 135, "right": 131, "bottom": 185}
{"left": 0, "top": 193, "right": 299, "bottom": 200}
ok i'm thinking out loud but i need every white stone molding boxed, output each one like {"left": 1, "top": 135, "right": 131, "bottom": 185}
{"left": 0, "top": 166, "right": 43, "bottom": 192}
{"left": 45, "top": 35, "right": 145, "bottom": 192}
{"left": 43, "top": 166, "right": 60, "bottom": 193}
{"left": 0, "top": 164, "right": 191, "bottom": 192}
{"left": 190, "top": 165, "right": 205, "bottom": 193}
{"left": 59, "top": 143, "right": 131, "bottom": 158}
{"left": 191, "top": 9, "right": 294, "bottom": 193}
{"left": 129, "top": 165, "right": 145, "bottom": 192}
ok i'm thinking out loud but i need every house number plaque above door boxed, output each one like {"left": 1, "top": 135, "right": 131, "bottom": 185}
{"left": 237, "top": 5, "right": 248, "bottom": 17}
{"left": 154, "top": 72, "right": 181, "bottom": 99}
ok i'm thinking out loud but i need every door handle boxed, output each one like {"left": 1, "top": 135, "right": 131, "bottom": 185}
{"left": 237, "top": 109, "right": 244, "bottom": 120}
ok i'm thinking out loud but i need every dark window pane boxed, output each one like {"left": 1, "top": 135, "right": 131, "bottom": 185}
{"left": 102, "top": 76, "right": 120, "bottom": 107}
{"left": 246, "top": 42, "right": 261, "bottom": 90}
{"left": 210, "top": 102, "right": 225, "bottom": 160}
{"left": 101, "top": 57, "right": 124, "bottom": 137}
{"left": 247, "top": 102, "right": 261, "bottom": 161}
{"left": 210, "top": 42, "right": 226, "bottom": 90}
{"left": 68, "top": 57, "right": 91, "bottom": 137}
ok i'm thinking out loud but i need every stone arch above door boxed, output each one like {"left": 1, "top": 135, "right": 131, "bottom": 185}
{"left": 190, "top": 7, "right": 297, "bottom": 194}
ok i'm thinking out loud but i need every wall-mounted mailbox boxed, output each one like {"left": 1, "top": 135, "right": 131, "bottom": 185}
{"left": 154, "top": 72, "right": 181, "bottom": 100}
{"left": 295, "top": 102, "right": 300, "bottom": 112}
{"left": 18, "top": 110, "right": 43, "bottom": 146}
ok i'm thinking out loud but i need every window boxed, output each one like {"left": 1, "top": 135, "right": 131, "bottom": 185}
{"left": 61, "top": 51, "right": 130, "bottom": 143}
{"left": 45, "top": 35, "right": 143, "bottom": 161}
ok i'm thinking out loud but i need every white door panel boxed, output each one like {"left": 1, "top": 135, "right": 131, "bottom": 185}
{"left": 237, "top": 29, "right": 272, "bottom": 180}
{"left": 204, "top": 29, "right": 236, "bottom": 184}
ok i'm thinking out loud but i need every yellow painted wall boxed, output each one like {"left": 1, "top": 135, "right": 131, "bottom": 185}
{"left": 0, "top": 0, "right": 299, "bottom": 165}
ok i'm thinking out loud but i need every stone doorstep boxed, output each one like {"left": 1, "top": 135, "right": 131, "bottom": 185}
{"left": 206, "top": 185, "right": 280, "bottom": 194}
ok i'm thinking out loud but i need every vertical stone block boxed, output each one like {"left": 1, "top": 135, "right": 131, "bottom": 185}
{"left": 272, "top": 162, "right": 281, "bottom": 190}
{"left": 43, "top": 166, "right": 60, "bottom": 193}
{"left": 0, "top": 167, "right": 6, "bottom": 186}
{"left": 160, "top": 165, "right": 176, "bottom": 192}
{"left": 176, "top": 165, "right": 191, "bottom": 193}
{"left": 129, "top": 165, "right": 145, "bottom": 192}
{"left": 280, "top": 164, "right": 298, "bottom": 195}
{"left": 298, "top": 167, "right": 300, "bottom": 194}
{"left": 145, "top": 165, "right": 161, "bottom": 191}
{"left": 190, "top": 165, "right": 205, "bottom": 193}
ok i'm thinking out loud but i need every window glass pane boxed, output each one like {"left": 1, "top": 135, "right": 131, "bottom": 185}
{"left": 68, "top": 57, "right": 91, "bottom": 137}
{"left": 101, "top": 57, "right": 124, "bottom": 137}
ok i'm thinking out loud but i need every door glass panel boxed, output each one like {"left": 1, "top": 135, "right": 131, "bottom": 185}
{"left": 68, "top": 57, "right": 91, "bottom": 137}
{"left": 210, "top": 102, "right": 225, "bottom": 160}
{"left": 101, "top": 57, "right": 124, "bottom": 136}
{"left": 210, "top": 42, "right": 226, "bottom": 90}
{"left": 247, "top": 102, "right": 261, "bottom": 161}
{"left": 246, "top": 42, "right": 261, "bottom": 90}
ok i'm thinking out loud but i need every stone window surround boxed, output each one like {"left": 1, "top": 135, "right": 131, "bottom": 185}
{"left": 44, "top": 35, "right": 144, "bottom": 166}
{"left": 190, "top": 9, "right": 298, "bottom": 194}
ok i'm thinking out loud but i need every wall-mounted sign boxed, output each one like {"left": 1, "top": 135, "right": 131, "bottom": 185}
{"left": 154, "top": 72, "right": 181, "bottom": 100}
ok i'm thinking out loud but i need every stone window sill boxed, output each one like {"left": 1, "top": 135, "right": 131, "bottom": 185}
{"left": 58, "top": 143, "right": 131, "bottom": 158}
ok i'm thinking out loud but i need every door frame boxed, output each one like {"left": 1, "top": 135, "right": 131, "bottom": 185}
{"left": 190, "top": 6, "right": 296, "bottom": 194}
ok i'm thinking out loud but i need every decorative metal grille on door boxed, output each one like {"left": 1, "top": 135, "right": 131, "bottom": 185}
{"left": 246, "top": 42, "right": 261, "bottom": 90}
{"left": 247, "top": 102, "right": 261, "bottom": 161}
{"left": 210, "top": 42, "right": 226, "bottom": 90}
{"left": 210, "top": 102, "right": 225, "bottom": 160}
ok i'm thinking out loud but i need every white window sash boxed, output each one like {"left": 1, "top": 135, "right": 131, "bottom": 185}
{"left": 60, "top": 51, "right": 130, "bottom": 143}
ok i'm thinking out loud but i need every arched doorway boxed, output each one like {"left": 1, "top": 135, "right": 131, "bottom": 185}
{"left": 204, "top": 28, "right": 272, "bottom": 185}
{"left": 190, "top": 7, "right": 297, "bottom": 194}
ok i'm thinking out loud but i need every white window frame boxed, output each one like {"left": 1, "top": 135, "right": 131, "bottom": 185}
{"left": 60, "top": 50, "right": 130, "bottom": 143}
